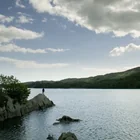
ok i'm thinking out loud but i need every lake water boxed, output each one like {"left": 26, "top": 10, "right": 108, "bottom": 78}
{"left": 0, "top": 89, "right": 140, "bottom": 140}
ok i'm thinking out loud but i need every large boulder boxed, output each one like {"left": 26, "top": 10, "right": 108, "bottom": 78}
{"left": 0, "top": 94, "right": 54, "bottom": 121}
{"left": 58, "top": 132, "right": 78, "bottom": 140}
{"left": 53, "top": 116, "right": 81, "bottom": 125}
{"left": 21, "top": 94, "right": 54, "bottom": 115}
{"left": 0, "top": 96, "right": 21, "bottom": 121}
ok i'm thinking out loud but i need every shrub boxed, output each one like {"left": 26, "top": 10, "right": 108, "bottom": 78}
{"left": 0, "top": 75, "right": 30, "bottom": 105}
{"left": 0, "top": 89, "right": 8, "bottom": 107}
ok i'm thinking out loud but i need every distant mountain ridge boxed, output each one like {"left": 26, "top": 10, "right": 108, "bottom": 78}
{"left": 25, "top": 67, "right": 140, "bottom": 89}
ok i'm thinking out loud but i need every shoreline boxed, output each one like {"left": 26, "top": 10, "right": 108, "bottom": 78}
{"left": 0, "top": 94, "right": 54, "bottom": 122}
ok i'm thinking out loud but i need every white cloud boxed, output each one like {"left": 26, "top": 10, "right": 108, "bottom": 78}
{"left": 0, "top": 43, "right": 46, "bottom": 54}
{"left": 16, "top": 12, "right": 34, "bottom": 24}
{"left": 0, "top": 24, "right": 44, "bottom": 43}
{"left": 46, "top": 48, "right": 69, "bottom": 52}
{"left": 16, "top": 15, "right": 34, "bottom": 24}
{"left": 42, "top": 18, "right": 47, "bottom": 23}
{"left": 16, "top": 0, "right": 25, "bottom": 8}
{"left": 17, "top": 12, "right": 28, "bottom": 16}
{"left": 0, "top": 57, "right": 69, "bottom": 69}
{"left": 0, "top": 14, "right": 14, "bottom": 23}
{"left": 28, "top": 0, "right": 140, "bottom": 38}
{"left": 0, "top": 43, "right": 69, "bottom": 54}
{"left": 110, "top": 43, "right": 140, "bottom": 56}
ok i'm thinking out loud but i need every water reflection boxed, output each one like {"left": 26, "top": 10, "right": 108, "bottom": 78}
{"left": 1, "top": 89, "right": 140, "bottom": 140}
{"left": 0, "top": 117, "right": 22, "bottom": 130}
{"left": 0, "top": 117, "right": 25, "bottom": 140}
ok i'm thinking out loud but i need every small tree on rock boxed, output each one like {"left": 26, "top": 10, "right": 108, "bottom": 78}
{"left": 0, "top": 75, "right": 30, "bottom": 105}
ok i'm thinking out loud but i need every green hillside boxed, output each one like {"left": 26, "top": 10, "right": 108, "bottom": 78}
{"left": 25, "top": 67, "right": 140, "bottom": 89}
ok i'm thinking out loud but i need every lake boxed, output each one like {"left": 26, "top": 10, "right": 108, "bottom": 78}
{"left": 0, "top": 89, "right": 140, "bottom": 140}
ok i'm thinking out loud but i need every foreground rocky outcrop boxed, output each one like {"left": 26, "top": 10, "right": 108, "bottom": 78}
{"left": 0, "top": 94, "right": 54, "bottom": 121}
{"left": 53, "top": 115, "right": 81, "bottom": 125}
{"left": 58, "top": 132, "right": 78, "bottom": 140}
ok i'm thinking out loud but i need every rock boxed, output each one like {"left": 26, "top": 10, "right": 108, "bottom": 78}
{"left": 53, "top": 116, "right": 81, "bottom": 125}
{"left": 0, "top": 94, "right": 54, "bottom": 121}
{"left": 58, "top": 132, "right": 78, "bottom": 140}
{"left": 47, "top": 134, "right": 55, "bottom": 140}
{"left": 57, "top": 116, "right": 80, "bottom": 122}
{"left": 21, "top": 94, "right": 54, "bottom": 115}
{"left": 53, "top": 122, "right": 60, "bottom": 125}
{"left": 0, "top": 96, "right": 21, "bottom": 121}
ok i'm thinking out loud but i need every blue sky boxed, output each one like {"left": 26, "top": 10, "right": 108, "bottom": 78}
{"left": 0, "top": 0, "right": 140, "bottom": 82}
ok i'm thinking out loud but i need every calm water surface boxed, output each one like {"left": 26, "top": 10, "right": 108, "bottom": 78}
{"left": 0, "top": 89, "right": 140, "bottom": 140}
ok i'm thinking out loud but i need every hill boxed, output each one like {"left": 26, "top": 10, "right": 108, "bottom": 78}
{"left": 25, "top": 67, "right": 140, "bottom": 89}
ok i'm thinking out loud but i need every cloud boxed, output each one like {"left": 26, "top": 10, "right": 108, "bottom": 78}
{"left": 0, "top": 43, "right": 69, "bottom": 54}
{"left": 16, "top": 12, "right": 34, "bottom": 24}
{"left": 42, "top": 18, "right": 47, "bottom": 23}
{"left": 16, "top": 15, "right": 34, "bottom": 24}
{"left": 0, "top": 57, "right": 69, "bottom": 69}
{"left": 0, "top": 43, "right": 46, "bottom": 54}
{"left": 29, "top": 0, "right": 140, "bottom": 38}
{"left": 16, "top": 0, "right": 25, "bottom": 8}
{"left": 0, "top": 24, "right": 44, "bottom": 43}
{"left": 110, "top": 43, "right": 140, "bottom": 56}
{"left": 17, "top": 12, "right": 29, "bottom": 16}
{"left": 0, "top": 14, "right": 14, "bottom": 23}
{"left": 46, "top": 48, "right": 69, "bottom": 52}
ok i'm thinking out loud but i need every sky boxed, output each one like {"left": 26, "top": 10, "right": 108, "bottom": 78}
{"left": 0, "top": 0, "right": 140, "bottom": 82}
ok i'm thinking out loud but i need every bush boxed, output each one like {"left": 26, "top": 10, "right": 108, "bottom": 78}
{"left": 4, "top": 83, "right": 30, "bottom": 104}
{"left": 0, "top": 75, "right": 30, "bottom": 105}
{"left": 0, "top": 89, "right": 8, "bottom": 107}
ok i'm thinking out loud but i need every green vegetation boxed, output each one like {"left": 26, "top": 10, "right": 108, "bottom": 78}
{"left": 0, "top": 75, "right": 30, "bottom": 107}
{"left": 25, "top": 67, "right": 140, "bottom": 89}
{"left": 0, "top": 89, "right": 8, "bottom": 107}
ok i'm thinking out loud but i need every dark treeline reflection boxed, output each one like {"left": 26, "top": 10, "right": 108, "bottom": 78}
{"left": 0, "top": 117, "right": 22, "bottom": 130}
{"left": 0, "top": 117, "right": 24, "bottom": 140}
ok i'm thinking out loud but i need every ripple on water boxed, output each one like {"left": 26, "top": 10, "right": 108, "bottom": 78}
{"left": 1, "top": 89, "right": 140, "bottom": 140}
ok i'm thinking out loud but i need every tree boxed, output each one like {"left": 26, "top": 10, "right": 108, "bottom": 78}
{"left": 0, "top": 75, "right": 30, "bottom": 105}
{"left": 0, "top": 88, "right": 8, "bottom": 107}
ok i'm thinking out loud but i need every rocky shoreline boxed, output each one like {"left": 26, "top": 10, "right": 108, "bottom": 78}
{"left": 0, "top": 94, "right": 54, "bottom": 122}
{"left": 0, "top": 94, "right": 78, "bottom": 139}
